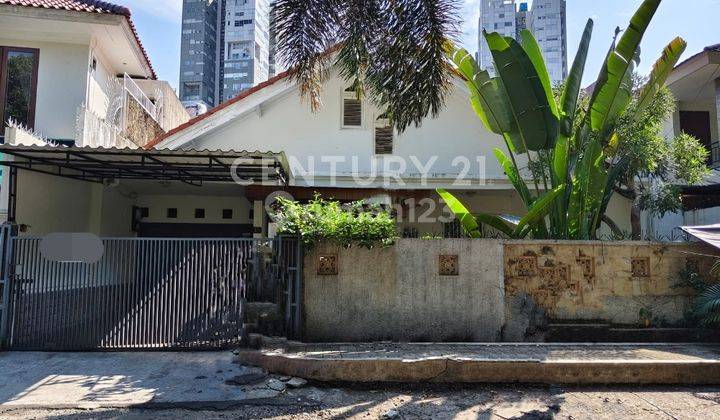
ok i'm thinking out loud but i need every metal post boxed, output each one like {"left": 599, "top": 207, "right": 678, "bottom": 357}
{"left": 7, "top": 167, "right": 17, "bottom": 223}
{"left": 293, "top": 237, "right": 303, "bottom": 340}
{"left": 0, "top": 224, "right": 16, "bottom": 348}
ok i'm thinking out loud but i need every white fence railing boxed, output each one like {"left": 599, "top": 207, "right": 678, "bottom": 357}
{"left": 122, "top": 74, "right": 162, "bottom": 125}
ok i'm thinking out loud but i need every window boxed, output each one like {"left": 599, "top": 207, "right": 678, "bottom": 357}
{"left": 195, "top": 208, "right": 206, "bottom": 219}
{"left": 342, "top": 86, "right": 362, "bottom": 128}
{"left": 0, "top": 47, "right": 39, "bottom": 142}
{"left": 167, "top": 208, "right": 178, "bottom": 219}
{"left": 222, "top": 209, "right": 233, "bottom": 219}
{"left": 374, "top": 113, "right": 393, "bottom": 155}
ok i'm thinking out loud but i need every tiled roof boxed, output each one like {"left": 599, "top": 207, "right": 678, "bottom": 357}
{"left": 0, "top": 0, "right": 129, "bottom": 15}
{"left": 143, "top": 45, "right": 344, "bottom": 150}
{"left": 705, "top": 44, "right": 720, "bottom": 52}
{"left": 0, "top": 0, "right": 156, "bottom": 79}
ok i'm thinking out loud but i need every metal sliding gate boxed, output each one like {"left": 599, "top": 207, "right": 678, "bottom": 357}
{"left": 0, "top": 231, "right": 302, "bottom": 350}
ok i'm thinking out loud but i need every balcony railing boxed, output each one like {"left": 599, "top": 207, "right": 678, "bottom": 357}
{"left": 122, "top": 74, "right": 163, "bottom": 125}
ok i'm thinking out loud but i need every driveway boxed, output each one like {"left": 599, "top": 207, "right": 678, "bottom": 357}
{"left": 0, "top": 351, "right": 285, "bottom": 409}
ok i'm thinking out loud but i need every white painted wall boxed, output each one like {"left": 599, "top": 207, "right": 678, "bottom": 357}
{"left": 86, "top": 46, "right": 116, "bottom": 122}
{"left": 168, "top": 72, "right": 522, "bottom": 187}
{"left": 136, "top": 195, "right": 252, "bottom": 224}
{"left": 14, "top": 171, "right": 100, "bottom": 236}
{"left": 0, "top": 38, "right": 90, "bottom": 141}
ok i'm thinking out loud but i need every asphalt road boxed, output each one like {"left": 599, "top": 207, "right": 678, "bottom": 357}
{"left": 2, "top": 383, "right": 719, "bottom": 419}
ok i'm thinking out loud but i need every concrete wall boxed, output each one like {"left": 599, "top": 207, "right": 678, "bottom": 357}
{"left": 303, "top": 239, "right": 718, "bottom": 342}
{"left": 504, "top": 241, "right": 719, "bottom": 326}
{"left": 123, "top": 95, "right": 164, "bottom": 148}
{"left": 303, "top": 239, "right": 506, "bottom": 342}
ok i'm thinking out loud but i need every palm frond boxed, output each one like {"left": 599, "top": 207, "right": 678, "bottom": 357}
{"left": 695, "top": 283, "right": 720, "bottom": 326}
{"left": 273, "top": 0, "right": 340, "bottom": 110}
{"left": 336, "top": 0, "right": 382, "bottom": 98}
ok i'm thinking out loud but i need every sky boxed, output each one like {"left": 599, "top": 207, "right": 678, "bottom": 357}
{"left": 123, "top": 0, "right": 719, "bottom": 91}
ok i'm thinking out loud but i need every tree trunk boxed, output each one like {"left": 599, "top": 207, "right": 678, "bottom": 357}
{"left": 601, "top": 215, "right": 625, "bottom": 238}
{"left": 627, "top": 177, "right": 641, "bottom": 240}
{"left": 631, "top": 205, "right": 642, "bottom": 240}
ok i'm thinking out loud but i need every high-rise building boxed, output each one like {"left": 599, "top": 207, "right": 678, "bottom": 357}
{"left": 222, "top": 0, "right": 271, "bottom": 102}
{"left": 179, "top": 0, "right": 221, "bottom": 108}
{"left": 477, "top": 0, "right": 517, "bottom": 77}
{"left": 528, "top": 0, "right": 567, "bottom": 83}
{"left": 179, "top": 0, "right": 271, "bottom": 108}
{"left": 477, "top": 0, "right": 567, "bottom": 84}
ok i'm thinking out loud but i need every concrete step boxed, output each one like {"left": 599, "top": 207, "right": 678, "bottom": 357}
{"left": 236, "top": 342, "right": 720, "bottom": 385}
{"left": 546, "top": 323, "right": 720, "bottom": 343}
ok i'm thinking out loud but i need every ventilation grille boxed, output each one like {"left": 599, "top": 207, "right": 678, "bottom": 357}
{"left": 374, "top": 115, "right": 393, "bottom": 154}
{"left": 343, "top": 97, "right": 362, "bottom": 127}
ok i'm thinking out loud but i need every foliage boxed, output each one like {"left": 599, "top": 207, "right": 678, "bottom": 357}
{"left": 273, "top": 196, "right": 396, "bottom": 248}
{"left": 612, "top": 85, "right": 709, "bottom": 229}
{"left": 695, "top": 284, "right": 720, "bottom": 326}
{"left": 272, "top": 0, "right": 460, "bottom": 132}
{"left": 440, "top": 0, "right": 691, "bottom": 240}
{"left": 675, "top": 263, "right": 720, "bottom": 327}
{"left": 672, "top": 133, "right": 711, "bottom": 185}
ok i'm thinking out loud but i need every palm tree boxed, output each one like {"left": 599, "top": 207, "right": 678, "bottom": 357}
{"left": 272, "top": 0, "right": 460, "bottom": 131}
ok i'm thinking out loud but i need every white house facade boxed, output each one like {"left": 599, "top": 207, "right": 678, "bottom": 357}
{"left": 150, "top": 65, "right": 633, "bottom": 238}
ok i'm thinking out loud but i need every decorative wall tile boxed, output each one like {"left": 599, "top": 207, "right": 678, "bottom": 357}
{"left": 576, "top": 257, "right": 595, "bottom": 279}
{"left": 631, "top": 257, "right": 650, "bottom": 278}
{"left": 317, "top": 254, "right": 338, "bottom": 275}
{"left": 439, "top": 255, "right": 459, "bottom": 276}
{"left": 512, "top": 256, "right": 538, "bottom": 277}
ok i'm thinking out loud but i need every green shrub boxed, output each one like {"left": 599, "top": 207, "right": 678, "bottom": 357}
{"left": 274, "top": 196, "right": 396, "bottom": 248}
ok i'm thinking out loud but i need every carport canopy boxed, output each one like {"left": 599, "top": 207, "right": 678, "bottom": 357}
{"left": 681, "top": 224, "right": 720, "bottom": 251}
{"left": 0, "top": 144, "right": 290, "bottom": 186}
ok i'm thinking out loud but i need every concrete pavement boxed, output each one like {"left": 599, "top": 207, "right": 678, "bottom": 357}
{"left": 0, "top": 351, "right": 292, "bottom": 409}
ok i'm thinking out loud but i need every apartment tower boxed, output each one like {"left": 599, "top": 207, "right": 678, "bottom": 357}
{"left": 478, "top": 0, "right": 567, "bottom": 83}
{"left": 179, "top": 0, "right": 272, "bottom": 108}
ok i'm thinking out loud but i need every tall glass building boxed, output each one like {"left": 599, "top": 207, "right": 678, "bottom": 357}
{"left": 478, "top": 0, "right": 567, "bottom": 84}
{"left": 179, "top": 0, "right": 273, "bottom": 108}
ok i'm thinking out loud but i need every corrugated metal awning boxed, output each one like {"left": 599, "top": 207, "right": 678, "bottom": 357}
{"left": 681, "top": 224, "right": 720, "bottom": 250}
{"left": 0, "top": 144, "right": 290, "bottom": 186}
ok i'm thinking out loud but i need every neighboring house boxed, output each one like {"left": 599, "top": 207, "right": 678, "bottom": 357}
{"left": 0, "top": 0, "right": 190, "bottom": 149}
{"left": 148, "top": 64, "right": 633, "bottom": 238}
{"left": 645, "top": 43, "right": 720, "bottom": 239}
{"left": 0, "top": 0, "right": 193, "bottom": 224}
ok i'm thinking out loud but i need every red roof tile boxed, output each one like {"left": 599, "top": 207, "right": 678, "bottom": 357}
{"left": 0, "top": 0, "right": 156, "bottom": 79}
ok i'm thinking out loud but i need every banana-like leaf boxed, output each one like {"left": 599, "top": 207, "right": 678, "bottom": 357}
{"left": 484, "top": 31, "right": 559, "bottom": 151}
{"left": 493, "top": 148, "right": 533, "bottom": 206}
{"left": 560, "top": 19, "right": 593, "bottom": 137}
{"left": 634, "top": 37, "right": 687, "bottom": 118}
{"left": 476, "top": 213, "right": 515, "bottom": 237}
{"left": 447, "top": 45, "right": 526, "bottom": 153}
{"left": 519, "top": 30, "right": 559, "bottom": 120}
{"left": 437, "top": 188, "right": 482, "bottom": 238}
{"left": 589, "top": 0, "right": 661, "bottom": 133}
{"left": 512, "top": 185, "right": 566, "bottom": 238}
{"left": 567, "top": 137, "right": 604, "bottom": 239}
